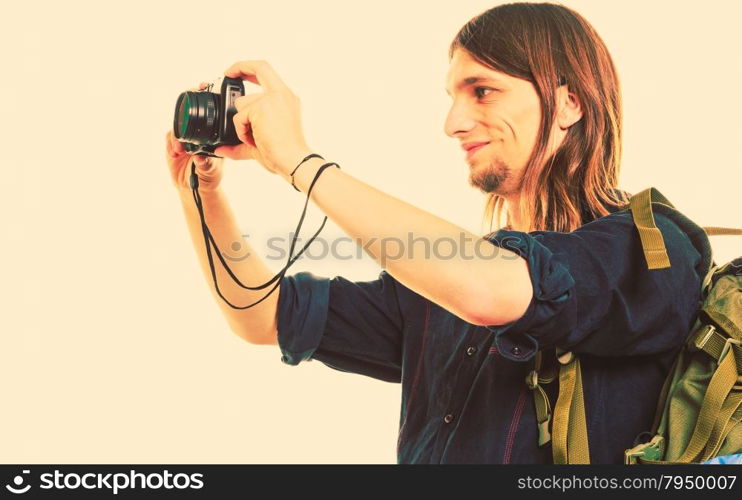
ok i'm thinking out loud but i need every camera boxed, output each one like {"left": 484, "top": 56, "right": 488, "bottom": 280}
{"left": 173, "top": 76, "right": 245, "bottom": 156}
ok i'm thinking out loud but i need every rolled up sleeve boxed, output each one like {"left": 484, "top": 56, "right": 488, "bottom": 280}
{"left": 276, "top": 271, "right": 331, "bottom": 365}
{"left": 484, "top": 209, "right": 704, "bottom": 362}
{"left": 277, "top": 270, "right": 404, "bottom": 383}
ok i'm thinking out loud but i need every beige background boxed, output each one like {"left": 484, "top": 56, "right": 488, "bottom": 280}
{"left": 2, "top": 0, "right": 740, "bottom": 464}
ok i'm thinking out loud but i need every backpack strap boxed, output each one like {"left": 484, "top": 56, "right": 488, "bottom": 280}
{"left": 633, "top": 324, "right": 742, "bottom": 464}
{"left": 683, "top": 319, "right": 742, "bottom": 462}
{"left": 700, "top": 391, "right": 742, "bottom": 462}
{"left": 676, "top": 342, "right": 739, "bottom": 462}
{"left": 689, "top": 324, "right": 742, "bottom": 368}
{"left": 526, "top": 350, "right": 557, "bottom": 447}
{"left": 628, "top": 188, "right": 676, "bottom": 270}
{"left": 551, "top": 349, "right": 591, "bottom": 464}
{"left": 702, "top": 227, "right": 742, "bottom": 236}
{"left": 627, "top": 187, "right": 742, "bottom": 271}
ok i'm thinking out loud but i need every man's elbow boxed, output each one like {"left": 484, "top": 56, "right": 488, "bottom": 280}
{"left": 232, "top": 325, "right": 278, "bottom": 345}
{"left": 463, "top": 283, "right": 532, "bottom": 327}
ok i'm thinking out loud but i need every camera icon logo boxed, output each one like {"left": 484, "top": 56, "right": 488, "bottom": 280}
{"left": 5, "top": 470, "right": 31, "bottom": 494}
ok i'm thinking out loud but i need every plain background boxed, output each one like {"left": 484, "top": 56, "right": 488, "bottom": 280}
{"left": 2, "top": 0, "right": 739, "bottom": 463}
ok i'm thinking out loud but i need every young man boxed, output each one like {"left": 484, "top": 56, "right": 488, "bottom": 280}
{"left": 166, "top": 3, "right": 708, "bottom": 463}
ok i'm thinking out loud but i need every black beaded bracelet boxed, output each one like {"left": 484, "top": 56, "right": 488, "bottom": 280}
{"left": 290, "top": 153, "right": 324, "bottom": 192}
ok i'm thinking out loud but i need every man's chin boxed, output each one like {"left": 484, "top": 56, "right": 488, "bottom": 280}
{"left": 469, "top": 175, "right": 498, "bottom": 194}
{"left": 468, "top": 163, "right": 505, "bottom": 194}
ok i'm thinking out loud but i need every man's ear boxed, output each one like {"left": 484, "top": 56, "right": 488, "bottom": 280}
{"left": 556, "top": 86, "right": 583, "bottom": 130}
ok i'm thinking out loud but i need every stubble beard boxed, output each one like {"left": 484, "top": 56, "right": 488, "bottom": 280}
{"left": 468, "top": 156, "right": 511, "bottom": 195}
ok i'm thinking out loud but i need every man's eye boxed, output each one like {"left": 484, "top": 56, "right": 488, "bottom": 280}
{"left": 474, "top": 87, "right": 495, "bottom": 99}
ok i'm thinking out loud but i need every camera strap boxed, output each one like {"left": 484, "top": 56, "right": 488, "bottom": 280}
{"left": 189, "top": 159, "right": 339, "bottom": 309}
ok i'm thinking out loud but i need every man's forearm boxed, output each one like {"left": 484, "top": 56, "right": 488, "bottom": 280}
{"left": 290, "top": 158, "right": 532, "bottom": 327}
{"left": 177, "top": 187, "right": 279, "bottom": 344}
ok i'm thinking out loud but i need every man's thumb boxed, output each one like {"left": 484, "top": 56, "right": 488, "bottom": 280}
{"left": 193, "top": 155, "right": 218, "bottom": 173}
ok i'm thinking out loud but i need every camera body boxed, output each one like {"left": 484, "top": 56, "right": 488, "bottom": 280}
{"left": 173, "top": 76, "right": 245, "bottom": 157}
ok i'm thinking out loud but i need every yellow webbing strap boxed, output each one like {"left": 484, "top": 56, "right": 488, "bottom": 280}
{"left": 676, "top": 346, "right": 738, "bottom": 462}
{"left": 690, "top": 324, "right": 742, "bottom": 368}
{"left": 635, "top": 351, "right": 739, "bottom": 464}
{"left": 628, "top": 188, "right": 675, "bottom": 270}
{"left": 628, "top": 187, "right": 742, "bottom": 270}
{"left": 552, "top": 351, "right": 590, "bottom": 464}
{"left": 700, "top": 391, "right": 742, "bottom": 462}
{"left": 702, "top": 227, "right": 742, "bottom": 236}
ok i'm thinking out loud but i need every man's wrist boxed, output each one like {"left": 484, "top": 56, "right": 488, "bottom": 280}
{"left": 277, "top": 147, "right": 315, "bottom": 177}
{"left": 177, "top": 184, "right": 224, "bottom": 200}
{"left": 291, "top": 156, "right": 337, "bottom": 194}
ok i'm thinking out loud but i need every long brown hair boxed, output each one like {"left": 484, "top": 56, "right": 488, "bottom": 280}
{"left": 450, "top": 2, "right": 630, "bottom": 233}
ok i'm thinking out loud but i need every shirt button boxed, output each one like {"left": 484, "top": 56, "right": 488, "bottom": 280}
{"left": 511, "top": 346, "right": 522, "bottom": 356}
{"left": 443, "top": 414, "right": 454, "bottom": 424}
{"left": 466, "top": 346, "right": 477, "bottom": 356}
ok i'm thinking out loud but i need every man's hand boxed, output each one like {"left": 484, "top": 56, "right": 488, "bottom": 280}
{"left": 214, "top": 60, "right": 313, "bottom": 178}
{"left": 166, "top": 82, "right": 225, "bottom": 192}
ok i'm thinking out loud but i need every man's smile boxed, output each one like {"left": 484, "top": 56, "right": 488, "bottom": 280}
{"left": 463, "top": 141, "right": 490, "bottom": 161}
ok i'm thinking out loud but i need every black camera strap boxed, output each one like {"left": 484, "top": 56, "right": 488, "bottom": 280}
{"left": 188, "top": 159, "right": 339, "bottom": 309}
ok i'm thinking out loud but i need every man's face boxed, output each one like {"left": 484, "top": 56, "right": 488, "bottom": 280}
{"left": 444, "top": 49, "right": 543, "bottom": 195}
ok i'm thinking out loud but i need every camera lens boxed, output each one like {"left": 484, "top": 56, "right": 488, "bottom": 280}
{"left": 173, "top": 91, "right": 220, "bottom": 144}
{"left": 177, "top": 94, "right": 191, "bottom": 138}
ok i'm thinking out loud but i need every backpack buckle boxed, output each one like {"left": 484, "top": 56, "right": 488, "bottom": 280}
{"left": 691, "top": 324, "right": 716, "bottom": 351}
{"left": 624, "top": 435, "right": 664, "bottom": 464}
{"left": 718, "top": 337, "right": 742, "bottom": 367}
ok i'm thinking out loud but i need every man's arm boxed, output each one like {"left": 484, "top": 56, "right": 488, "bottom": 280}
{"left": 177, "top": 187, "right": 278, "bottom": 345}
{"left": 483, "top": 209, "right": 705, "bottom": 361}
{"left": 213, "top": 59, "right": 531, "bottom": 329}
{"left": 290, "top": 157, "right": 533, "bottom": 328}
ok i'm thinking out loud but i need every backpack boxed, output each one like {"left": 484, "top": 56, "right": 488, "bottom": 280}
{"left": 524, "top": 187, "right": 742, "bottom": 464}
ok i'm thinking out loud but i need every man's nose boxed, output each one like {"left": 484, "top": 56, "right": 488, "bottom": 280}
{"left": 444, "top": 102, "right": 477, "bottom": 137}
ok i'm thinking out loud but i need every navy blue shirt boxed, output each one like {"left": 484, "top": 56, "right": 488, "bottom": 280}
{"left": 276, "top": 198, "right": 712, "bottom": 464}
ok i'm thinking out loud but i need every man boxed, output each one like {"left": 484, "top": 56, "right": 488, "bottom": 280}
{"left": 165, "top": 3, "right": 708, "bottom": 463}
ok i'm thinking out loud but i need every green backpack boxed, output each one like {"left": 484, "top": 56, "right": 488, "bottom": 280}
{"left": 525, "top": 187, "right": 742, "bottom": 464}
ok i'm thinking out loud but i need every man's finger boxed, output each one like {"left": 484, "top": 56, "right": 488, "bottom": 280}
{"left": 166, "top": 130, "right": 184, "bottom": 156}
{"left": 165, "top": 132, "right": 175, "bottom": 157}
{"left": 233, "top": 110, "right": 252, "bottom": 145}
{"left": 225, "top": 60, "right": 288, "bottom": 91}
{"left": 168, "top": 130, "right": 185, "bottom": 154}
{"left": 234, "top": 93, "right": 262, "bottom": 111}
{"left": 214, "top": 143, "right": 254, "bottom": 160}
{"left": 233, "top": 111, "right": 259, "bottom": 149}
